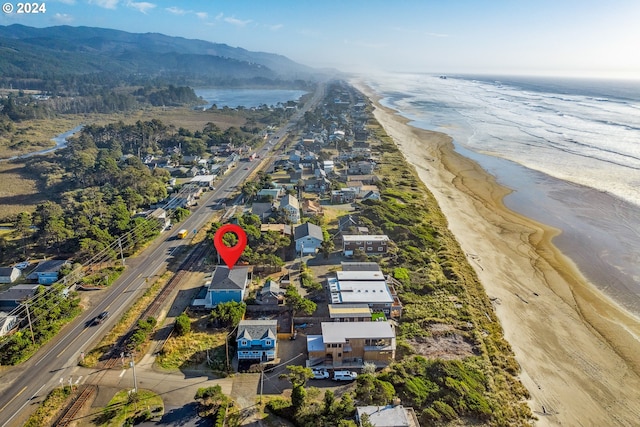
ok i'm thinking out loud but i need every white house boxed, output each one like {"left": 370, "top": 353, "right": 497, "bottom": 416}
{"left": 280, "top": 194, "right": 301, "bottom": 223}
{"left": 0, "top": 312, "right": 18, "bottom": 336}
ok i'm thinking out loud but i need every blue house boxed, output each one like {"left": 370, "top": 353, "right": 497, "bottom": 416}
{"left": 236, "top": 319, "right": 278, "bottom": 362}
{"left": 205, "top": 266, "right": 250, "bottom": 308}
{"left": 26, "top": 260, "right": 69, "bottom": 285}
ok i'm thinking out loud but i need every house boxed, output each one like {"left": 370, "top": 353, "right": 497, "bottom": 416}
{"left": 257, "top": 188, "right": 283, "bottom": 201}
{"left": 236, "top": 319, "right": 278, "bottom": 362}
{"left": 0, "top": 284, "right": 40, "bottom": 311}
{"left": 338, "top": 215, "right": 360, "bottom": 233}
{"left": 302, "top": 200, "right": 324, "bottom": 217}
{"left": 257, "top": 280, "right": 284, "bottom": 305}
{"left": 204, "top": 266, "right": 251, "bottom": 308}
{"left": 280, "top": 194, "right": 301, "bottom": 223}
{"left": 148, "top": 208, "right": 171, "bottom": 230}
{"left": 0, "top": 312, "right": 18, "bottom": 336}
{"left": 252, "top": 203, "right": 277, "bottom": 221}
{"left": 347, "top": 161, "right": 375, "bottom": 175}
{"left": 294, "top": 223, "right": 324, "bottom": 254}
{"left": 307, "top": 321, "right": 396, "bottom": 368}
{"left": 0, "top": 267, "right": 20, "bottom": 284}
{"left": 328, "top": 304, "right": 372, "bottom": 322}
{"left": 260, "top": 224, "right": 292, "bottom": 236}
{"left": 342, "top": 235, "right": 389, "bottom": 256}
{"left": 356, "top": 405, "right": 420, "bottom": 427}
{"left": 327, "top": 268, "right": 402, "bottom": 318}
{"left": 26, "top": 260, "right": 69, "bottom": 285}
{"left": 190, "top": 174, "right": 216, "bottom": 189}
{"left": 323, "top": 160, "right": 335, "bottom": 173}
{"left": 347, "top": 174, "right": 379, "bottom": 185}
{"left": 331, "top": 188, "right": 358, "bottom": 204}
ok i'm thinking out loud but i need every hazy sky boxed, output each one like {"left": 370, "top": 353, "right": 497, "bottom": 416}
{"left": 2, "top": 0, "right": 639, "bottom": 78}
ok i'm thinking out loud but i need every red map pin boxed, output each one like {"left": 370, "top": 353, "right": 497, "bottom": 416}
{"left": 213, "top": 224, "right": 247, "bottom": 269}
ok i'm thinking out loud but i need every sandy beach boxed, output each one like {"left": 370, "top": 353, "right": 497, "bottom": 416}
{"left": 355, "top": 82, "right": 640, "bottom": 426}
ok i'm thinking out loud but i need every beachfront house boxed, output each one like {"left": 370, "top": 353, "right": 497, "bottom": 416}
{"left": 342, "top": 235, "right": 389, "bottom": 256}
{"left": 307, "top": 321, "right": 396, "bottom": 368}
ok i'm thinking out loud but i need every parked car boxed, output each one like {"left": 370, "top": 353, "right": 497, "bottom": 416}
{"left": 333, "top": 370, "right": 358, "bottom": 381}
{"left": 311, "top": 368, "right": 329, "bottom": 380}
{"left": 93, "top": 311, "right": 109, "bottom": 325}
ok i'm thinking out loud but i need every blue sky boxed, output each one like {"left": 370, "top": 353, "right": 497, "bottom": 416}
{"left": 2, "top": 0, "right": 639, "bottom": 78}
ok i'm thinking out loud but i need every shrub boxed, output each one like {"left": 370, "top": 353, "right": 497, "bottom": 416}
{"left": 175, "top": 313, "right": 191, "bottom": 336}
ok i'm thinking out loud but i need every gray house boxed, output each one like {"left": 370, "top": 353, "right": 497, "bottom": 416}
{"left": 294, "top": 223, "right": 324, "bottom": 255}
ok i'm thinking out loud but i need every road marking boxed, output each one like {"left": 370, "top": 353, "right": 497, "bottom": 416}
{"left": 75, "top": 376, "right": 83, "bottom": 385}
{"left": 119, "top": 369, "right": 127, "bottom": 378}
{"left": 0, "top": 386, "right": 26, "bottom": 415}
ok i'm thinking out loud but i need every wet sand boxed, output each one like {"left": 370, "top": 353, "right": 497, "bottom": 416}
{"left": 355, "top": 81, "right": 640, "bottom": 426}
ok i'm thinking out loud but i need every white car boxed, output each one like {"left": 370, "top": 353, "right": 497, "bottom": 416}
{"left": 311, "top": 368, "right": 330, "bottom": 380}
{"left": 14, "top": 261, "right": 30, "bottom": 270}
{"left": 333, "top": 370, "right": 358, "bottom": 381}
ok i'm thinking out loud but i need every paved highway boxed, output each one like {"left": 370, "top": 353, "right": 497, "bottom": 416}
{"left": 0, "top": 82, "right": 325, "bottom": 426}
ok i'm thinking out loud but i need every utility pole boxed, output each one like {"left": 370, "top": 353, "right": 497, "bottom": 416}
{"left": 118, "top": 237, "right": 125, "bottom": 266}
{"left": 130, "top": 353, "right": 138, "bottom": 393}
{"left": 25, "top": 302, "right": 35, "bottom": 346}
{"left": 260, "top": 364, "right": 264, "bottom": 404}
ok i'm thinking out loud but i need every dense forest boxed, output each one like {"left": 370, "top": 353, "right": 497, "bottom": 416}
{"left": 0, "top": 84, "right": 201, "bottom": 120}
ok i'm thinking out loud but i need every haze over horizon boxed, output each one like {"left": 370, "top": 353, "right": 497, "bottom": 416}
{"left": 1, "top": 0, "right": 639, "bottom": 80}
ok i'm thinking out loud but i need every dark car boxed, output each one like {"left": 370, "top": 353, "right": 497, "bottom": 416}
{"left": 94, "top": 311, "right": 109, "bottom": 325}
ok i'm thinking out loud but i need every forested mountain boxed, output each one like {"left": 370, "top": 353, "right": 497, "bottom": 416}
{"left": 0, "top": 24, "right": 321, "bottom": 89}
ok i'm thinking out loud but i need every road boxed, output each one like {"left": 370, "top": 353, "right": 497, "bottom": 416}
{"left": 0, "top": 82, "right": 325, "bottom": 427}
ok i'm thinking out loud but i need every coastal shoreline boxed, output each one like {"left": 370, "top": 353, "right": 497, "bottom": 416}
{"left": 354, "top": 81, "right": 640, "bottom": 425}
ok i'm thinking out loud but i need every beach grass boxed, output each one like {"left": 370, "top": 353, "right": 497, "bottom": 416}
{"left": 357, "top": 116, "right": 533, "bottom": 425}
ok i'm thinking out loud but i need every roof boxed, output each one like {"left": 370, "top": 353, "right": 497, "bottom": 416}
{"left": 190, "top": 174, "right": 215, "bottom": 183}
{"left": 0, "top": 267, "right": 18, "bottom": 277}
{"left": 307, "top": 335, "right": 325, "bottom": 353}
{"left": 281, "top": 194, "right": 299, "bottom": 210}
{"left": 321, "top": 321, "right": 394, "bottom": 343}
{"left": 260, "top": 280, "right": 282, "bottom": 297}
{"left": 337, "top": 271, "right": 385, "bottom": 282}
{"left": 294, "top": 222, "right": 323, "bottom": 241}
{"left": 343, "top": 235, "right": 389, "bottom": 242}
{"left": 341, "top": 262, "right": 381, "bottom": 272}
{"left": 328, "top": 304, "right": 372, "bottom": 319}
{"left": 332, "top": 281, "right": 393, "bottom": 304}
{"left": 208, "top": 266, "right": 250, "bottom": 291}
{"left": 237, "top": 320, "right": 277, "bottom": 341}
{"left": 0, "top": 284, "right": 40, "bottom": 302}
{"left": 26, "top": 260, "right": 68, "bottom": 280}
{"left": 260, "top": 224, "right": 292, "bottom": 235}
{"left": 356, "top": 405, "right": 413, "bottom": 427}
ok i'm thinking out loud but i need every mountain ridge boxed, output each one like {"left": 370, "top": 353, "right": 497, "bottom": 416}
{"left": 0, "top": 24, "right": 323, "bottom": 84}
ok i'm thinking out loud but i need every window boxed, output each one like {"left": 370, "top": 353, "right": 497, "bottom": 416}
{"left": 378, "top": 246, "right": 384, "bottom": 251}
{"left": 241, "top": 340, "right": 247, "bottom": 346}
{"left": 367, "top": 247, "right": 372, "bottom": 251}
{"left": 265, "top": 340, "right": 271, "bottom": 346}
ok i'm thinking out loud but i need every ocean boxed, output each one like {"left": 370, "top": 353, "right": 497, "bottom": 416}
{"left": 364, "top": 73, "right": 640, "bottom": 316}
{"left": 195, "top": 88, "right": 308, "bottom": 109}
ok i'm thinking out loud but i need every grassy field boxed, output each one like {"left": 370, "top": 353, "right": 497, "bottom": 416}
{"left": 99, "top": 389, "right": 163, "bottom": 427}
{"left": 155, "top": 327, "right": 226, "bottom": 371}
